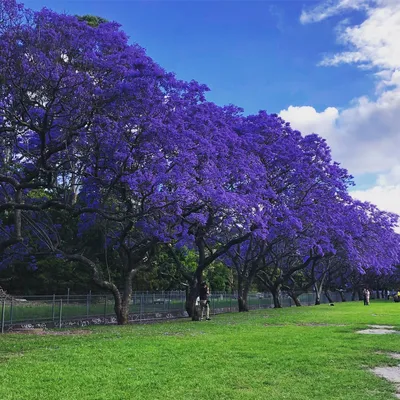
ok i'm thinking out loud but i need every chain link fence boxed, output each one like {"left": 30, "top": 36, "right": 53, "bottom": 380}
{"left": 0, "top": 290, "right": 355, "bottom": 333}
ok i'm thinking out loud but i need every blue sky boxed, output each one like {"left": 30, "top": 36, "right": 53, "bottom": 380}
{"left": 23, "top": 0, "right": 374, "bottom": 114}
{"left": 22, "top": 1, "right": 400, "bottom": 218}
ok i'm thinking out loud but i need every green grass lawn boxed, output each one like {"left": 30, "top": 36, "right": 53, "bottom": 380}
{"left": 1, "top": 301, "right": 400, "bottom": 399}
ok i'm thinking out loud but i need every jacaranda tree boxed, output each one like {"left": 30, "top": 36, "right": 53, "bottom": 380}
{"left": 1, "top": 0, "right": 399, "bottom": 323}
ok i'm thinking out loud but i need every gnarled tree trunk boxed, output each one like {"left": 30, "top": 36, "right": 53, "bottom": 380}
{"left": 314, "top": 283, "right": 321, "bottom": 305}
{"left": 287, "top": 290, "right": 302, "bottom": 306}
{"left": 324, "top": 290, "right": 333, "bottom": 303}
{"left": 237, "top": 276, "right": 250, "bottom": 312}
{"left": 114, "top": 268, "right": 137, "bottom": 325}
{"left": 64, "top": 253, "right": 138, "bottom": 325}
{"left": 187, "top": 273, "right": 202, "bottom": 321}
{"left": 270, "top": 286, "right": 282, "bottom": 308}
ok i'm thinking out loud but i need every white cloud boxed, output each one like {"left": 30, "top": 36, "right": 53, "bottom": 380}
{"left": 279, "top": 88, "right": 400, "bottom": 175}
{"left": 320, "top": 2, "right": 400, "bottom": 72}
{"left": 300, "top": 0, "right": 371, "bottom": 24}
{"left": 351, "top": 185, "right": 400, "bottom": 230}
{"left": 377, "top": 166, "right": 400, "bottom": 186}
{"left": 351, "top": 168, "right": 400, "bottom": 229}
{"left": 279, "top": 105, "right": 339, "bottom": 142}
{"left": 282, "top": 0, "right": 400, "bottom": 219}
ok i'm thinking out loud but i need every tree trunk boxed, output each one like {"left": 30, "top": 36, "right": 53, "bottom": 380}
{"left": 187, "top": 274, "right": 202, "bottom": 321}
{"left": 238, "top": 295, "right": 249, "bottom": 312}
{"left": 64, "top": 253, "right": 128, "bottom": 324}
{"left": 314, "top": 283, "right": 321, "bottom": 305}
{"left": 287, "top": 290, "right": 302, "bottom": 306}
{"left": 185, "top": 286, "right": 192, "bottom": 316}
{"left": 271, "top": 287, "right": 282, "bottom": 308}
{"left": 324, "top": 290, "right": 333, "bottom": 303}
{"left": 313, "top": 272, "right": 327, "bottom": 306}
{"left": 114, "top": 300, "right": 129, "bottom": 325}
{"left": 115, "top": 269, "right": 136, "bottom": 325}
{"left": 237, "top": 276, "right": 249, "bottom": 312}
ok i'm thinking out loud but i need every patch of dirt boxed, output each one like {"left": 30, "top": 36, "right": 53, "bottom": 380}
{"left": 368, "top": 325, "right": 395, "bottom": 329}
{"left": 357, "top": 329, "right": 400, "bottom": 334}
{"left": 357, "top": 324, "right": 399, "bottom": 335}
{"left": 370, "top": 351, "right": 400, "bottom": 397}
{"left": 372, "top": 367, "right": 400, "bottom": 383}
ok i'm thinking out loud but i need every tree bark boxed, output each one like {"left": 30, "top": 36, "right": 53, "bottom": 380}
{"left": 315, "top": 282, "right": 326, "bottom": 305}
{"left": 187, "top": 272, "right": 202, "bottom": 321}
{"left": 237, "top": 275, "right": 250, "bottom": 312}
{"left": 314, "top": 283, "right": 321, "bottom": 305}
{"left": 114, "top": 268, "right": 136, "bottom": 325}
{"left": 287, "top": 290, "right": 302, "bottom": 307}
{"left": 63, "top": 253, "right": 133, "bottom": 325}
{"left": 270, "top": 287, "right": 282, "bottom": 308}
{"left": 313, "top": 270, "right": 327, "bottom": 306}
{"left": 113, "top": 292, "right": 126, "bottom": 325}
{"left": 185, "top": 286, "right": 191, "bottom": 316}
{"left": 238, "top": 296, "right": 249, "bottom": 312}
{"left": 324, "top": 290, "right": 333, "bottom": 303}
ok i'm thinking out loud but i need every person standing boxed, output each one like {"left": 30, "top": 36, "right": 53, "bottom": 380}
{"left": 199, "top": 281, "right": 211, "bottom": 321}
{"left": 363, "top": 288, "right": 370, "bottom": 305}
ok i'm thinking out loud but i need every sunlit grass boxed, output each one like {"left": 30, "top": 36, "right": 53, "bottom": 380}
{"left": 1, "top": 301, "right": 400, "bottom": 399}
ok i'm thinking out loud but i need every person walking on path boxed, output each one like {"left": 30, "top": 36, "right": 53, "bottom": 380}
{"left": 199, "top": 281, "right": 211, "bottom": 321}
{"left": 363, "top": 288, "right": 370, "bottom": 305}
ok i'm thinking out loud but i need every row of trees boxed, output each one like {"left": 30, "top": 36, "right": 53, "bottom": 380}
{"left": 1, "top": 1, "right": 399, "bottom": 323}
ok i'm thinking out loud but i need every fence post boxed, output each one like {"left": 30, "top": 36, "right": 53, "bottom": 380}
{"left": 67, "top": 288, "right": 70, "bottom": 305}
{"left": 140, "top": 293, "right": 143, "bottom": 321}
{"left": 103, "top": 296, "right": 107, "bottom": 324}
{"left": 86, "top": 293, "right": 89, "bottom": 318}
{"left": 10, "top": 297, "right": 13, "bottom": 325}
{"left": 1, "top": 299, "right": 5, "bottom": 334}
{"left": 59, "top": 299, "right": 63, "bottom": 329}
{"left": 52, "top": 294, "right": 56, "bottom": 321}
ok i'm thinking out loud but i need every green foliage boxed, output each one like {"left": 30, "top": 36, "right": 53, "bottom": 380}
{"left": 0, "top": 257, "right": 96, "bottom": 295}
{"left": 205, "top": 261, "right": 234, "bottom": 291}
{"left": 26, "top": 189, "right": 49, "bottom": 199}
{"left": 76, "top": 15, "right": 108, "bottom": 27}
